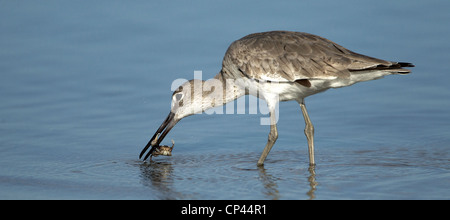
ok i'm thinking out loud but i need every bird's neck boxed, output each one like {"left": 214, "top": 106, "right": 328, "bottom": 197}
{"left": 199, "top": 71, "right": 246, "bottom": 111}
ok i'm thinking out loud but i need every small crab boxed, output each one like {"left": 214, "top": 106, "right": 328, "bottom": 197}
{"left": 149, "top": 133, "right": 174, "bottom": 161}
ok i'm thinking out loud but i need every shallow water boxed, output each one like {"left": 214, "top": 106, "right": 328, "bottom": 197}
{"left": 1, "top": 0, "right": 449, "bottom": 199}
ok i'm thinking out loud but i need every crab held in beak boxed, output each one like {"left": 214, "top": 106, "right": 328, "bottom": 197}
{"left": 139, "top": 112, "right": 178, "bottom": 161}
{"left": 143, "top": 133, "right": 175, "bottom": 161}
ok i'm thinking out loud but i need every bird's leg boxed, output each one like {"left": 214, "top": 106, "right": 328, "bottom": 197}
{"left": 257, "top": 108, "right": 278, "bottom": 166}
{"left": 300, "top": 102, "right": 315, "bottom": 165}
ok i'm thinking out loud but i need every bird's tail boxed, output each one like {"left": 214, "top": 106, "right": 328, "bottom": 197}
{"left": 386, "top": 62, "right": 415, "bottom": 74}
{"left": 350, "top": 62, "right": 415, "bottom": 74}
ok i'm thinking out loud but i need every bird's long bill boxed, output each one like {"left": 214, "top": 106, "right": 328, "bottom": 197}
{"left": 140, "top": 112, "right": 178, "bottom": 160}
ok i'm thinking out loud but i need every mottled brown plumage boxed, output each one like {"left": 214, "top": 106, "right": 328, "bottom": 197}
{"left": 222, "top": 31, "right": 412, "bottom": 83}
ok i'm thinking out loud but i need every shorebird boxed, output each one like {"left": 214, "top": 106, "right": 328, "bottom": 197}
{"left": 140, "top": 31, "right": 414, "bottom": 166}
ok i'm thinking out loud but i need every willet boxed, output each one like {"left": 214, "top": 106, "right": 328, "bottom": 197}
{"left": 140, "top": 31, "right": 414, "bottom": 166}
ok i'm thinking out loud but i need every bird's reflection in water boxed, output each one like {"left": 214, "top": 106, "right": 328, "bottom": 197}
{"left": 138, "top": 155, "right": 318, "bottom": 199}
{"left": 257, "top": 164, "right": 318, "bottom": 200}
{"left": 139, "top": 161, "right": 185, "bottom": 199}
{"left": 306, "top": 165, "right": 318, "bottom": 200}
{"left": 257, "top": 166, "right": 280, "bottom": 200}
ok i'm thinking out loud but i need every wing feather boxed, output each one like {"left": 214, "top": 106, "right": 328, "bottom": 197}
{"left": 222, "top": 31, "right": 400, "bottom": 82}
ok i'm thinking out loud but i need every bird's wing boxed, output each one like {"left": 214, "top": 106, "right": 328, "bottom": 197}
{"left": 223, "top": 31, "right": 400, "bottom": 82}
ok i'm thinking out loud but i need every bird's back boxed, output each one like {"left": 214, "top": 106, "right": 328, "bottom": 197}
{"left": 221, "top": 31, "right": 413, "bottom": 83}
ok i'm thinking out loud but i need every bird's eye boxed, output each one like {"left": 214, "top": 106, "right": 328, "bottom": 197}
{"left": 175, "top": 93, "right": 183, "bottom": 101}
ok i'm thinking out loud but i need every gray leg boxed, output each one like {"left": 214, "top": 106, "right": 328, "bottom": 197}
{"left": 257, "top": 108, "right": 278, "bottom": 166}
{"left": 300, "top": 102, "right": 315, "bottom": 165}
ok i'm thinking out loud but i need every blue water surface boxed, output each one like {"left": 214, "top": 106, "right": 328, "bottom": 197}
{"left": 0, "top": 0, "right": 449, "bottom": 199}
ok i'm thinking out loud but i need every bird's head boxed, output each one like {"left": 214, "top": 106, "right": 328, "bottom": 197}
{"left": 170, "top": 79, "right": 205, "bottom": 121}
{"left": 139, "top": 79, "right": 209, "bottom": 160}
